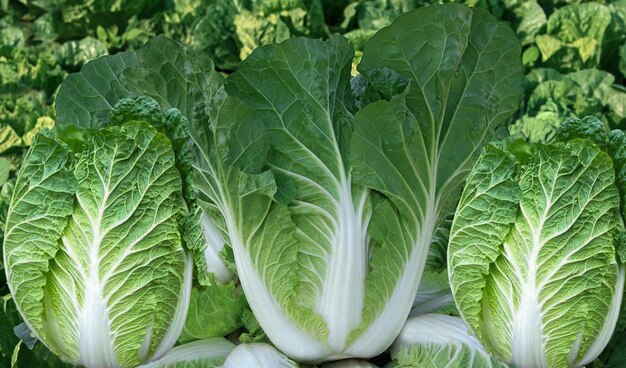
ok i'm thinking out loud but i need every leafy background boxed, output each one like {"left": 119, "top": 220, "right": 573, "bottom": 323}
{"left": 1, "top": 0, "right": 626, "bottom": 366}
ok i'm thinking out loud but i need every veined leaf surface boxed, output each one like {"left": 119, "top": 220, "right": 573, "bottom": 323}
{"left": 449, "top": 140, "right": 624, "bottom": 368}
{"left": 4, "top": 122, "right": 192, "bottom": 367}
{"left": 193, "top": 3, "right": 522, "bottom": 361}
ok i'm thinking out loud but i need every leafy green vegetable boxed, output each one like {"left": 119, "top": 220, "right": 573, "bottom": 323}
{"left": 448, "top": 126, "right": 625, "bottom": 367}
{"left": 7, "top": 0, "right": 626, "bottom": 366}
{"left": 54, "top": 33, "right": 238, "bottom": 296}
{"left": 56, "top": 35, "right": 222, "bottom": 130}
{"left": 189, "top": 3, "right": 522, "bottom": 362}
{"left": 3, "top": 122, "right": 193, "bottom": 367}
{"left": 389, "top": 314, "right": 508, "bottom": 368}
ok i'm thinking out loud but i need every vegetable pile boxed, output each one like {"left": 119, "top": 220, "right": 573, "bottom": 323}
{"left": 2, "top": 0, "right": 626, "bottom": 367}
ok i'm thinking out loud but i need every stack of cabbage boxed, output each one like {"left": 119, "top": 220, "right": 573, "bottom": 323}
{"left": 4, "top": 3, "right": 625, "bottom": 368}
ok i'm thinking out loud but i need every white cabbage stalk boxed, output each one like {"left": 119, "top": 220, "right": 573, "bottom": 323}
{"left": 182, "top": 206, "right": 236, "bottom": 287}
{"left": 199, "top": 212, "right": 235, "bottom": 283}
{"left": 3, "top": 123, "right": 192, "bottom": 367}
{"left": 410, "top": 218, "right": 455, "bottom": 317}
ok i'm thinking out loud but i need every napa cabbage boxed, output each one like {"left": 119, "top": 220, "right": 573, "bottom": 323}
{"left": 3, "top": 122, "right": 192, "bottom": 367}
{"left": 448, "top": 116, "right": 626, "bottom": 368}
{"left": 50, "top": 4, "right": 523, "bottom": 363}
{"left": 190, "top": 3, "right": 521, "bottom": 361}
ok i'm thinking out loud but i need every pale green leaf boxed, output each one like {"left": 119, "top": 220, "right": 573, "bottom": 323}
{"left": 4, "top": 123, "right": 192, "bottom": 367}
{"left": 222, "top": 343, "right": 298, "bottom": 368}
{"left": 178, "top": 284, "right": 243, "bottom": 343}
{"left": 449, "top": 138, "right": 623, "bottom": 367}
{"left": 139, "top": 338, "right": 234, "bottom": 368}
{"left": 389, "top": 314, "right": 508, "bottom": 368}
{"left": 3, "top": 132, "right": 75, "bottom": 357}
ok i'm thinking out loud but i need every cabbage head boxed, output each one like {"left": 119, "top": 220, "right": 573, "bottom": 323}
{"left": 3, "top": 121, "right": 192, "bottom": 368}
{"left": 448, "top": 117, "right": 626, "bottom": 368}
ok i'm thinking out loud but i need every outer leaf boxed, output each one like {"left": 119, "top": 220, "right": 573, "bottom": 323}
{"left": 178, "top": 284, "right": 243, "bottom": 343}
{"left": 449, "top": 139, "right": 623, "bottom": 368}
{"left": 222, "top": 343, "right": 299, "bottom": 368}
{"left": 55, "top": 35, "right": 223, "bottom": 130}
{"left": 350, "top": 1, "right": 522, "bottom": 354}
{"left": 4, "top": 123, "right": 193, "bottom": 367}
{"left": 226, "top": 34, "right": 371, "bottom": 360}
{"left": 54, "top": 51, "right": 139, "bottom": 128}
{"left": 139, "top": 338, "right": 234, "bottom": 368}
{"left": 356, "top": 3, "right": 523, "bottom": 237}
{"left": 389, "top": 314, "right": 507, "bottom": 368}
{"left": 54, "top": 38, "right": 228, "bottom": 316}
{"left": 3, "top": 132, "right": 76, "bottom": 352}
{"left": 447, "top": 143, "right": 520, "bottom": 351}
{"left": 190, "top": 89, "right": 312, "bottom": 356}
